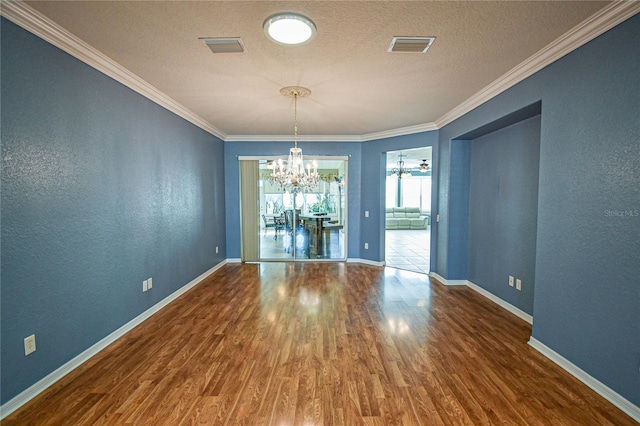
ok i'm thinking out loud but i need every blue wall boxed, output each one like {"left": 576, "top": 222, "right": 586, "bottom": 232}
{"left": 1, "top": 19, "right": 226, "bottom": 404}
{"left": 447, "top": 140, "right": 471, "bottom": 280}
{"left": 438, "top": 15, "right": 639, "bottom": 405}
{"left": 468, "top": 115, "right": 541, "bottom": 314}
{"left": 223, "top": 131, "right": 439, "bottom": 265}
{"left": 360, "top": 132, "right": 439, "bottom": 264}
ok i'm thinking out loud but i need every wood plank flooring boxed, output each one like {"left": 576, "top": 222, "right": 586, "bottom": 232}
{"left": 4, "top": 263, "right": 636, "bottom": 425}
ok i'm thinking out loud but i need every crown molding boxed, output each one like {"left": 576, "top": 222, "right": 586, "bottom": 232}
{"left": 225, "top": 122, "right": 438, "bottom": 143}
{"left": 225, "top": 134, "right": 363, "bottom": 143}
{"left": 361, "top": 122, "right": 438, "bottom": 142}
{"left": 435, "top": 1, "right": 640, "bottom": 129}
{"left": 0, "top": 0, "right": 227, "bottom": 141}
{"left": 2, "top": 0, "right": 637, "bottom": 143}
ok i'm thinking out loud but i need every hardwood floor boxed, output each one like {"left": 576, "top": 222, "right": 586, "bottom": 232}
{"left": 4, "top": 263, "right": 635, "bottom": 425}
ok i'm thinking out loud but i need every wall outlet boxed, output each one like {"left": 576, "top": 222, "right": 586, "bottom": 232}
{"left": 216, "top": 246, "right": 219, "bottom": 254}
{"left": 24, "top": 334, "right": 36, "bottom": 356}
{"left": 365, "top": 211, "right": 369, "bottom": 218}
{"left": 509, "top": 276, "right": 514, "bottom": 287}
{"left": 516, "top": 279, "right": 522, "bottom": 291}
{"left": 143, "top": 280, "right": 148, "bottom": 292}
{"left": 148, "top": 277, "right": 152, "bottom": 289}
{"left": 364, "top": 243, "right": 369, "bottom": 250}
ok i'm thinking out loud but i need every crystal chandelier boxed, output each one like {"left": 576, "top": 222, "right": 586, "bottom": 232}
{"left": 390, "top": 153, "right": 412, "bottom": 178}
{"left": 270, "top": 86, "right": 319, "bottom": 191}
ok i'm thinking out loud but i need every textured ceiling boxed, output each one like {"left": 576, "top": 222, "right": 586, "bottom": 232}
{"left": 24, "top": 1, "right": 611, "bottom": 138}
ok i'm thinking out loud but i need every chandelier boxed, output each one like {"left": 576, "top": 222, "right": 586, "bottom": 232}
{"left": 270, "top": 86, "right": 319, "bottom": 191}
{"left": 390, "top": 153, "right": 412, "bottom": 178}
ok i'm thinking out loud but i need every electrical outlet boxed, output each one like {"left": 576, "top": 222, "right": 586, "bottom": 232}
{"left": 148, "top": 277, "right": 152, "bottom": 289}
{"left": 364, "top": 243, "right": 369, "bottom": 250}
{"left": 516, "top": 279, "right": 522, "bottom": 291}
{"left": 365, "top": 211, "right": 369, "bottom": 218}
{"left": 143, "top": 280, "right": 148, "bottom": 292}
{"left": 24, "top": 334, "right": 36, "bottom": 356}
{"left": 509, "top": 276, "right": 514, "bottom": 287}
{"left": 216, "top": 246, "right": 219, "bottom": 254}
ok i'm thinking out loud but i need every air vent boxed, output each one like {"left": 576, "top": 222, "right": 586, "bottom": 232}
{"left": 200, "top": 37, "right": 246, "bottom": 54}
{"left": 388, "top": 36, "right": 435, "bottom": 53}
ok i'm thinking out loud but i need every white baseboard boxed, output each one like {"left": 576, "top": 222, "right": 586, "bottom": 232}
{"left": 466, "top": 281, "right": 533, "bottom": 324}
{"left": 428, "top": 273, "right": 533, "bottom": 324}
{"left": 226, "top": 258, "right": 242, "bottom": 263}
{"left": 347, "top": 258, "right": 385, "bottom": 267}
{"left": 428, "top": 272, "right": 467, "bottom": 286}
{"left": 528, "top": 337, "right": 640, "bottom": 423}
{"left": 0, "top": 260, "right": 228, "bottom": 420}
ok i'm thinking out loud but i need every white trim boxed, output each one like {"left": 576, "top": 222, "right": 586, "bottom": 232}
{"left": 225, "top": 123, "right": 439, "bottom": 143}
{"left": 361, "top": 122, "right": 439, "bottom": 142}
{"left": 2, "top": 1, "right": 637, "bottom": 143}
{"left": 466, "top": 280, "right": 533, "bottom": 324}
{"left": 428, "top": 274, "right": 533, "bottom": 324}
{"left": 226, "top": 134, "right": 363, "bottom": 143}
{"left": 226, "top": 258, "right": 242, "bottom": 263}
{"left": 435, "top": 1, "right": 640, "bottom": 129}
{"left": 0, "top": 260, "right": 228, "bottom": 420}
{"left": 347, "top": 258, "right": 385, "bottom": 267}
{"left": 428, "top": 272, "right": 467, "bottom": 286}
{"left": 528, "top": 337, "right": 640, "bottom": 423}
{"left": 0, "top": 1, "right": 226, "bottom": 141}
{"left": 237, "top": 155, "right": 350, "bottom": 161}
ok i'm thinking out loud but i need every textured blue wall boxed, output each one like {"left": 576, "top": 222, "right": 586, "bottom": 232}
{"left": 1, "top": 19, "right": 226, "bottom": 404}
{"left": 223, "top": 141, "right": 361, "bottom": 259}
{"left": 360, "top": 132, "right": 439, "bottom": 263}
{"left": 468, "top": 116, "right": 541, "bottom": 314}
{"left": 223, "top": 131, "right": 439, "bottom": 264}
{"left": 531, "top": 18, "right": 639, "bottom": 404}
{"left": 447, "top": 140, "right": 471, "bottom": 279}
{"left": 438, "top": 15, "right": 639, "bottom": 405}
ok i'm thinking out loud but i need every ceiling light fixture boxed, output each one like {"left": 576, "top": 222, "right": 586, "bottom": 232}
{"left": 420, "top": 159, "right": 430, "bottom": 173}
{"left": 390, "top": 153, "right": 412, "bottom": 179}
{"left": 264, "top": 13, "right": 316, "bottom": 45}
{"left": 269, "top": 86, "right": 319, "bottom": 192}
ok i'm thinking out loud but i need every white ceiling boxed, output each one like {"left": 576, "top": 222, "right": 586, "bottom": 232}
{"left": 15, "top": 1, "right": 617, "bottom": 139}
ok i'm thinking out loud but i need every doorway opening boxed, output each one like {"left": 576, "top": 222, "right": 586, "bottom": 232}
{"left": 384, "top": 147, "right": 432, "bottom": 274}
{"left": 240, "top": 157, "right": 348, "bottom": 262}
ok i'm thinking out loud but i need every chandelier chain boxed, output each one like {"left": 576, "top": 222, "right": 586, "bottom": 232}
{"left": 294, "top": 92, "right": 298, "bottom": 148}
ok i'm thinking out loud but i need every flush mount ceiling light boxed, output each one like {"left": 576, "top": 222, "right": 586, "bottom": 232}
{"left": 264, "top": 13, "right": 316, "bottom": 45}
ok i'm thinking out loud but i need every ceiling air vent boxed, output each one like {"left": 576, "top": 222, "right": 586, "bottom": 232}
{"left": 200, "top": 37, "right": 246, "bottom": 54}
{"left": 388, "top": 36, "right": 435, "bottom": 53}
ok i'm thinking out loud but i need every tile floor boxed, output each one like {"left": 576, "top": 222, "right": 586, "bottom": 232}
{"left": 385, "top": 229, "right": 431, "bottom": 275}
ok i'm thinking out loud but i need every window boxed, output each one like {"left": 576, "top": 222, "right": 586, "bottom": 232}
{"left": 386, "top": 175, "right": 431, "bottom": 212}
